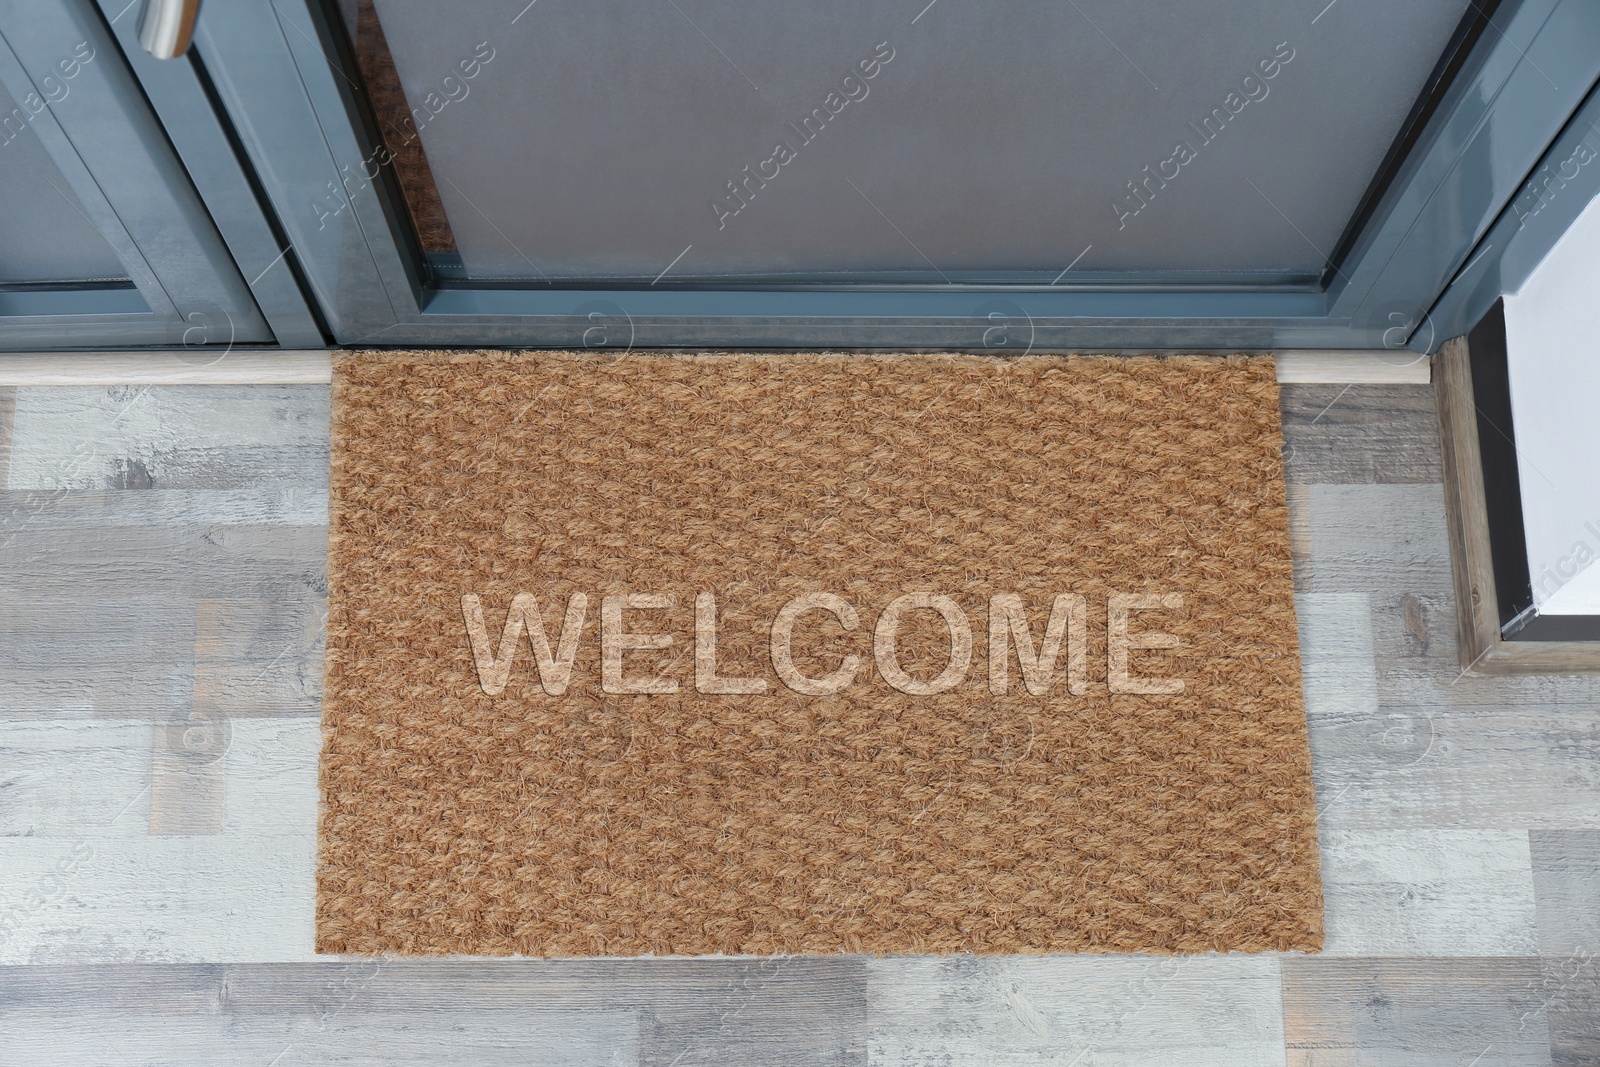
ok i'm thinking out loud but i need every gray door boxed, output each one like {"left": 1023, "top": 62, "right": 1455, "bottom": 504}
{"left": 0, "top": 0, "right": 269, "bottom": 350}
{"left": 150, "top": 0, "right": 1600, "bottom": 349}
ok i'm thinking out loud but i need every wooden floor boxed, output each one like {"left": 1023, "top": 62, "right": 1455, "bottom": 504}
{"left": 0, "top": 377, "right": 1595, "bottom": 1065}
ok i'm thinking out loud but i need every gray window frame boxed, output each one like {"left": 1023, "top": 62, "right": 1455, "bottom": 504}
{"left": 0, "top": 0, "right": 273, "bottom": 350}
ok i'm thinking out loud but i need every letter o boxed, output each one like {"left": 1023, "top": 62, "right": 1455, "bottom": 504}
{"left": 771, "top": 593, "right": 861, "bottom": 695}
{"left": 874, "top": 593, "right": 972, "bottom": 695}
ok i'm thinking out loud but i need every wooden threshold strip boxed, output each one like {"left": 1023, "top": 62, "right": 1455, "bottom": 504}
{"left": 0, "top": 349, "right": 1431, "bottom": 387}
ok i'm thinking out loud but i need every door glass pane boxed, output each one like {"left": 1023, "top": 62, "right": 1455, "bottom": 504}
{"left": 347, "top": 0, "right": 1471, "bottom": 285}
{"left": 0, "top": 81, "right": 129, "bottom": 285}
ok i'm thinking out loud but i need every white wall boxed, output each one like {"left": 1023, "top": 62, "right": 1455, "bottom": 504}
{"left": 1503, "top": 187, "right": 1600, "bottom": 615}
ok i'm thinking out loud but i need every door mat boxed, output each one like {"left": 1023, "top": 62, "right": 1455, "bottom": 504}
{"left": 320, "top": 351, "right": 1322, "bottom": 957}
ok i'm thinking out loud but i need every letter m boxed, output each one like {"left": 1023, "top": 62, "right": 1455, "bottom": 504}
{"left": 988, "top": 594, "right": 1086, "bottom": 696}
{"left": 461, "top": 592, "right": 588, "bottom": 696}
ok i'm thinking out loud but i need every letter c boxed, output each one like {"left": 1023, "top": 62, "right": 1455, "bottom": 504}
{"left": 771, "top": 593, "right": 861, "bottom": 695}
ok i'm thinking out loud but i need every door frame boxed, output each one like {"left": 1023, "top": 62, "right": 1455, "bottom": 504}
{"left": 93, "top": 0, "right": 325, "bottom": 350}
{"left": 192, "top": 0, "right": 1600, "bottom": 351}
{"left": 1436, "top": 317, "right": 1600, "bottom": 673}
{"left": 0, "top": 0, "right": 270, "bottom": 350}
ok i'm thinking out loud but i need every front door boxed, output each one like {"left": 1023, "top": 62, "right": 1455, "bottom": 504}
{"left": 181, "top": 0, "right": 1600, "bottom": 350}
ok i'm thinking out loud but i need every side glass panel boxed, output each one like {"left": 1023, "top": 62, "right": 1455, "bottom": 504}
{"left": 342, "top": 0, "right": 1470, "bottom": 286}
{"left": 0, "top": 0, "right": 277, "bottom": 349}
{"left": 0, "top": 71, "right": 129, "bottom": 285}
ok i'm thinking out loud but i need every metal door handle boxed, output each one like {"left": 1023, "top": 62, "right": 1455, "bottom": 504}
{"left": 138, "top": 0, "right": 201, "bottom": 59}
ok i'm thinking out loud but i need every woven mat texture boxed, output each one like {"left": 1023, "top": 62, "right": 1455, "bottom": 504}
{"left": 320, "top": 351, "right": 1322, "bottom": 956}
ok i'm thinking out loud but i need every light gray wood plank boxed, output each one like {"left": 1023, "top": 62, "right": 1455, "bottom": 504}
{"left": 1281, "top": 958, "right": 1549, "bottom": 1067}
{"left": 1531, "top": 832, "right": 1600, "bottom": 958}
{"left": 0, "top": 385, "right": 15, "bottom": 486}
{"left": 866, "top": 955, "right": 1286, "bottom": 1067}
{"left": 1375, "top": 651, "right": 1600, "bottom": 709}
{"left": 638, "top": 957, "right": 867, "bottom": 1066}
{"left": 1543, "top": 969, "right": 1600, "bottom": 1067}
{"left": 0, "top": 486, "right": 327, "bottom": 526}
{"left": 1308, "top": 703, "right": 1600, "bottom": 831}
{"left": 1287, "top": 483, "right": 1318, "bottom": 601}
{"left": 1318, "top": 830, "right": 1537, "bottom": 957}
{"left": 0, "top": 960, "right": 869, "bottom": 1067}
{"left": 1298, "top": 589, "right": 1600, "bottom": 831}
{"left": 0, "top": 350, "right": 334, "bottom": 386}
{"left": 0, "top": 1010, "right": 640, "bottom": 1067}
{"left": 0, "top": 716, "right": 317, "bottom": 838}
{"left": 1279, "top": 384, "right": 1442, "bottom": 485}
{"left": 1300, "top": 591, "right": 1600, "bottom": 828}
{"left": 1296, "top": 593, "right": 1450, "bottom": 829}
{"left": 5, "top": 385, "right": 329, "bottom": 492}
{"left": 220, "top": 717, "right": 320, "bottom": 834}
{"left": 1297, "top": 484, "right": 1455, "bottom": 594}
{"left": 0, "top": 523, "right": 327, "bottom": 589}
{"left": 0, "top": 718, "right": 151, "bottom": 834}
{"left": 1298, "top": 592, "right": 1379, "bottom": 726}
{"left": 192, "top": 596, "right": 326, "bottom": 717}
{"left": 0, "top": 669, "right": 195, "bottom": 719}
{"left": 1524, "top": 855, "right": 1600, "bottom": 1067}
{"left": 0, "top": 958, "right": 869, "bottom": 1008}
{"left": 1356, "top": 521, "right": 1600, "bottom": 700}
{"left": 149, "top": 714, "right": 231, "bottom": 836}
{"left": 0, "top": 834, "right": 315, "bottom": 964}
{"left": 0, "top": 589, "right": 324, "bottom": 718}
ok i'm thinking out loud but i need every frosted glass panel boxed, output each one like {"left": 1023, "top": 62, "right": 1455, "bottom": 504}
{"left": 0, "top": 81, "right": 127, "bottom": 285}
{"left": 361, "top": 0, "right": 1471, "bottom": 284}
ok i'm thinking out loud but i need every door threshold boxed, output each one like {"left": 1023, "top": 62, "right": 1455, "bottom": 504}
{"left": 0, "top": 349, "right": 1431, "bottom": 387}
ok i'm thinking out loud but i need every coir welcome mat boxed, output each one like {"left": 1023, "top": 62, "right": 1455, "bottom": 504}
{"left": 320, "top": 351, "right": 1322, "bottom": 956}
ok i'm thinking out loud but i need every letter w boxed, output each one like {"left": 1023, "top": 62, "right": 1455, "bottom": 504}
{"left": 461, "top": 592, "right": 588, "bottom": 696}
{"left": 988, "top": 594, "right": 1086, "bottom": 696}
